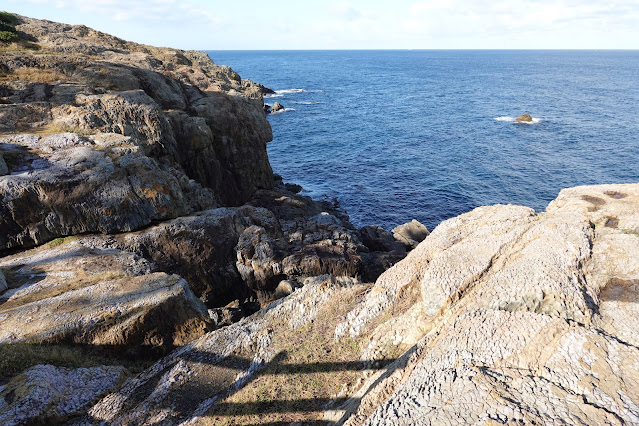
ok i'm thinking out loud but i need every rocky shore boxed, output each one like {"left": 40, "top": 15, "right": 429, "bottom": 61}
{"left": 1, "top": 14, "right": 638, "bottom": 425}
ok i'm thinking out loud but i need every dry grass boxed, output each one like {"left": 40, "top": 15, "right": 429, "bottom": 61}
{"left": 0, "top": 342, "right": 155, "bottom": 384}
{"left": 0, "top": 121, "right": 93, "bottom": 139}
{"left": 0, "top": 40, "right": 40, "bottom": 52}
{"left": 0, "top": 66, "right": 66, "bottom": 83}
{"left": 204, "top": 284, "right": 378, "bottom": 425}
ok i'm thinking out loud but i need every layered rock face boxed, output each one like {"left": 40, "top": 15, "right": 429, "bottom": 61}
{"left": 1, "top": 15, "right": 274, "bottom": 254}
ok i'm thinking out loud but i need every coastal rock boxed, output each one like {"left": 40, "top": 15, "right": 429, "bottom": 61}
{"left": 82, "top": 275, "right": 371, "bottom": 425}
{"left": 83, "top": 206, "right": 282, "bottom": 308}
{"left": 0, "top": 364, "right": 127, "bottom": 426}
{"left": 514, "top": 113, "right": 533, "bottom": 122}
{"left": 0, "top": 152, "right": 7, "bottom": 175}
{"left": 0, "top": 240, "right": 211, "bottom": 351}
{"left": 391, "top": 219, "right": 430, "bottom": 249}
{"left": 270, "top": 101, "right": 284, "bottom": 112}
{"left": 340, "top": 183, "right": 639, "bottom": 425}
{"left": 0, "top": 133, "right": 216, "bottom": 252}
{"left": 358, "top": 225, "right": 407, "bottom": 282}
{"left": 2, "top": 14, "right": 274, "bottom": 211}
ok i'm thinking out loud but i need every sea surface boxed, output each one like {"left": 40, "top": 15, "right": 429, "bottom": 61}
{"left": 206, "top": 50, "right": 639, "bottom": 231}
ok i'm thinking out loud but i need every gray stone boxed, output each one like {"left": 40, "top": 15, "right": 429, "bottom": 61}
{"left": 0, "top": 364, "right": 127, "bottom": 426}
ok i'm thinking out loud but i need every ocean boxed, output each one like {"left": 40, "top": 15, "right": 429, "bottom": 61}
{"left": 206, "top": 50, "right": 639, "bottom": 231}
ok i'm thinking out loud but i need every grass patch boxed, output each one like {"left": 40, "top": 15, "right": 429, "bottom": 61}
{"left": 46, "top": 235, "right": 79, "bottom": 248}
{"left": 0, "top": 66, "right": 66, "bottom": 83}
{"left": 622, "top": 229, "right": 639, "bottom": 237}
{"left": 205, "top": 284, "right": 378, "bottom": 425}
{"left": 0, "top": 342, "right": 155, "bottom": 384}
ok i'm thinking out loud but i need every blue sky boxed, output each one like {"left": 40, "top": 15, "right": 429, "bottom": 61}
{"left": 5, "top": 0, "right": 639, "bottom": 50}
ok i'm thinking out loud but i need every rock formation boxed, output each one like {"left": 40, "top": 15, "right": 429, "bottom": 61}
{"left": 270, "top": 101, "right": 285, "bottom": 113}
{"left": 1, "top": 13, "right": 637, "bottom": 425}
{"left": 514, "top": 113, "right": 533, "bottom": 122}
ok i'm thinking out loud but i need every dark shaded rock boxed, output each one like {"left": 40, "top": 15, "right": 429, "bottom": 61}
{"left": 360, "top": 225, "right": 407, "bottom": 253}
{"left": 83, "top": 206, "right": 281, "bottom": 308}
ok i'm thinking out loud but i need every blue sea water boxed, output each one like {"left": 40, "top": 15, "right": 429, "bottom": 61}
{"left": 206, "top": 50, "right": 639, "bottom": 231}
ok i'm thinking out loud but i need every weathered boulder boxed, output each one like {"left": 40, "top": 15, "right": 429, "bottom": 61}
{"left": 358, "top": 225, "right": 407, "bottom": 282}
{"left": 391, "top": 219, "right": 430, "bottom": 249}
{"left": 0, "top": 364, "right": 127, "bottom": 426}
{"left": 514, "top": 113, "right": 533, "bottom": 122}
{"left": 0, "top": 133, "right": 216, "bottom": 252}
{"left": 0, "top": 240, "right": 212, "bottom": 351}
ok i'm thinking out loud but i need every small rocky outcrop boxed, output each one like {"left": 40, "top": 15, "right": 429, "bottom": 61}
{"left": 270, "top": 101, "right": 285, "bottom": 113}
{"left": 391, "top": 219, "right": 430, "bottom": 250}
{"left": 0, "top": 364, "right": 127, "bottom": 426}
{"left": 514, "top": 113, "right": 533, "bottom": 122}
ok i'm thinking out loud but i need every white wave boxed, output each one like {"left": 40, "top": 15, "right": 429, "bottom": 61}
{"left": 291, "top": 101, "right": 319, "bottom": 105}
{"left": 269, "top": 108, "right": 296, "bottom": 115}
{"left": 494, "top": 116, "right": 542, "bottom": 124}
{"left": 275, "top": 88, "right": 306, "bottom": 94}
{"left": 264, "top": 93, "right": 284, "bottom": 98}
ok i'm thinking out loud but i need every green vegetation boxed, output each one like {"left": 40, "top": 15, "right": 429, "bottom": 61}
{"left": 0, "top": 11, "right": 19, "bottom": 43}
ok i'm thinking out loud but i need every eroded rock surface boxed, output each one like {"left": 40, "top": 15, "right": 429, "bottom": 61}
{"left": 343, "top": 183, "right": 639, "bottom": 425}
{"left": 0, "top": 364, "right": 127, "bottom": 426}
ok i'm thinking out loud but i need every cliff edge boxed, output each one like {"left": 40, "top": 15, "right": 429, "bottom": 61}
{"left": 1, "top": 13, "right": 637, "bottom": 426}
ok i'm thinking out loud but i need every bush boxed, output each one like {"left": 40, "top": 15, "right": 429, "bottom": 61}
{"left": 0, "top": 30, "right": 18, "bottom": 42}
{"left": 0, "top": 22, "right": 15, "bottom": 32}
{"left": 0, "top": 12, "right": 19, "bottom": 43}
{"left": 0, "top": 11, "right": 19, "bottom": 24}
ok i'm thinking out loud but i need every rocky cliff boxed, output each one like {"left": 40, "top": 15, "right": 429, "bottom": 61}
{"left": 1, "top": 13, "right": 637, "bottom": 426}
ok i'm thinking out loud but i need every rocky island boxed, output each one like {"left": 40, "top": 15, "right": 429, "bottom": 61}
{"left": 1, "top": 14, "right": 638, "bottom": 425}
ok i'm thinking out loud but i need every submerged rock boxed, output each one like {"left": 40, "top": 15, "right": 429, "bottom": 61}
{"left": 0, "top": 364, "right": 127, "bottom": 426}
{"left": 514, "top": 113, "right": 533, "bottom": 122}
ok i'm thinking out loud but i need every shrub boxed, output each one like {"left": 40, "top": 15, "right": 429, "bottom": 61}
{"left": 0, "top": 12, "right": 19, "bottom": 43}
{"left": 0, "top": 11, "right": 19, "bottom": 24}
{"left": 0, "top": 31, "right": 18, "bottom": 42}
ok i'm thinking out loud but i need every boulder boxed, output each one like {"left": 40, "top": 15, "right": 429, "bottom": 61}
{"left": 0, "top": 151, "right": 7, "bottom": 175}
{"left": 360, "top": 225, "right": 405, "bottom": 253}
{"left": 0, "top": 240, "right": 212, "bottom": 351}
{"left": 391, "top": 219, "right": 430, "bottom": 250}
{"left": 0, "top": 364, "right": 127, "bottom": 426}
{"left": 514, "top": 113, "right": 533, "bottom": 122}
{"left": 271, "top": 101, "right": 285, "bottom": 112}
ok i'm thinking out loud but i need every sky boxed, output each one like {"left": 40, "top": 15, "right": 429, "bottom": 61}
{"left": 4, "top": 0, "right": 639, "bottom": 50}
